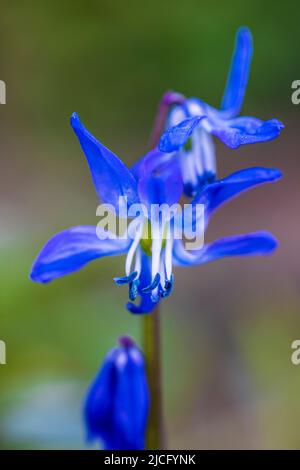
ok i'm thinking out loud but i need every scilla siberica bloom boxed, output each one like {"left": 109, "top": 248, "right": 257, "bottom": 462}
{"left": 85, "top": 336, "right": 149, "bottom": 450}
{"left": 30, "top": 113, "right": 281, "bottom": 313}
{"left": 159, "top": 27, "right": 284, "bottom": 196}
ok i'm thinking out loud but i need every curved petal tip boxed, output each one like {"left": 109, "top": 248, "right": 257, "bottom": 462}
{"left": 70, "top": 112, "right": 82, "bottom": 130}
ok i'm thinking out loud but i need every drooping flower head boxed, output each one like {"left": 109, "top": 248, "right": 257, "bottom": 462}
{"left": 30, "top": 113, "right": 281, "bottom": 313}
{"left": 84, "top": 336, "right": 149, "bottom": 450}
{"left": 159, "top": 27, "right": 284, "bottom": 196}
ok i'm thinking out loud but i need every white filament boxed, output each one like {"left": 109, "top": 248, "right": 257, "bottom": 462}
{"left": 133, "top": 246, "right": 142, "bottom": 278}
{"left": 164, "top": 222, "right": 173, "bottom": 280}
{"left": 151, "top": 230, "right": 163, "bottom": 282}
{"left": 125, "top": 219, "right": 144, "bottom": 276}
{"left": 168, "top": 105, "right": 187, "bottom": 127}
{"left": 159, "top": 259, "right": 166, "bottom": 291}
{"left": 199, "top": 128, "right": 216, "bottom": 175}
{"left": 193, "top": 130, "right": 205, "bottom": 178}
{"left": 180, "top": 150, "right": 198, "bottom": 188}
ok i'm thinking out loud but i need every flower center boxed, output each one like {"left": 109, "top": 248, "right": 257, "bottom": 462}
{"left": 114, "top": 217, "right": 174, "bottom": 304}
{"left": 184, "top": 137, "right": 193, "bottom": 151}
{"left": 140, "top": 220, "right": 167, "bottom": 256}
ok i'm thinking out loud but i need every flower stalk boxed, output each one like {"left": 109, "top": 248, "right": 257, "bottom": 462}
{"left": 142, "top": 307, "right": 163, "bottom": 449}
{"left": 142, "top": 90, "right": 185, "bottom": 450}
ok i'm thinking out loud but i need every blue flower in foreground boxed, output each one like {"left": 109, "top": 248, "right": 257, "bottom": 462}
{"left": 85, "top": 336, "right": 149, "bottom": 450}
{"left": 159, "top": 27, "right": 284, "bottom": 196}
{"left": 30, "top": 113, "right": 281, "bottom": 313}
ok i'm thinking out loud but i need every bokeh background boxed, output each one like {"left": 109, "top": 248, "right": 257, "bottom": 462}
{"left": 0, "top": 0, "right": 299, "bottom": 449}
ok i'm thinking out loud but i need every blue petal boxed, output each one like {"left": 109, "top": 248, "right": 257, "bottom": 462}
{"left": 131, "top": 148, "right": 183, "bottom": 208}
{"left": 137, "top": 148, "right": 183, "bottom": 210}
{"left": 127, "top": 293, "right": 159, "bottom": 314}
{"left": 131, "top": 148, "right": 169, "bottom": 180}
{"left": 30, "top": 226, "right": 131, "bottom": 283}
{"left": 159, "top": 116, "right": 206, "bottom": 153}
{"left": 84, "top": 343, "right": 149, "bottom": 450}
{"left": 113, "top": 347, "right": 149, "bottom": 450}
{"left": 193, "top": 167, "right": 282, "bottom": 220}
{"left": 84, "top": 348, "right": 118, "bottom": 445}
{"left": 71, "top": 113, "right": 139, "bottom": 209}
{"left": 127, "top": 253, "right": 160, "bottom": 314}
{"left": 210, "top": 116, "right": 284, "bottom": 149}
{"left": 221, "top": 27, "right": 253, "bottom": 117}
{"left": 173, "top": 232, "right": 278, "bottom": 267}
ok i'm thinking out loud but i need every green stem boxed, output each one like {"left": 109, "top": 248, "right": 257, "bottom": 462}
{"left": 142, "top": 306, "right": 163, "bottom": 449}
{"left": 142, "top": 90, "right": 185, "bottom": 450}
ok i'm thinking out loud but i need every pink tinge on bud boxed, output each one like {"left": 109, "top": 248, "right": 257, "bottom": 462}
{"left": 118, "top": 335, "right": 135, "bottom": 349}
{"left": 161, "top": 90, "right": 186, "bottom": 107}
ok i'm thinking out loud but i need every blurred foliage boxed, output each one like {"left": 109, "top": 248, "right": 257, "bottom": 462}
{"left": 1, "top": 0, "right": 299, "bottom": 147}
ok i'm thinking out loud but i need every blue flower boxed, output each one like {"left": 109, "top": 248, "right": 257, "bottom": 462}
{"left": 158, "top": 27, "right": 284, "bottom": 196}
{"left": 30, "top": 113, "right": 281, "bottom": 313}
{"left": 84, "top": 336, "right": 149, "bottom": 450}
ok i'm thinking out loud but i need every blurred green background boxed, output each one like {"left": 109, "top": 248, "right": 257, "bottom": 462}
{"left": 0, "top": 0, "right": 300, "bottom": 449}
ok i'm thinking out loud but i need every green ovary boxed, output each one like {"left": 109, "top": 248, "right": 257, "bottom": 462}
{"left": 184, "top": 137, "right": 192, "bottom": 151}
{"left": 140, "top": 220, "right": 167, "bottom": 256}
